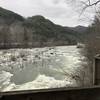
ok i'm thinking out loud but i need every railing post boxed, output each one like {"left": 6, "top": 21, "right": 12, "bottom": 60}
{"left": 94, "top": 55, "right": 100, "bottom": 85}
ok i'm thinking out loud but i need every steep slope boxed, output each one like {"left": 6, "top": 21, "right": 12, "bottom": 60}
{"left": 0, "top": 7, "right": 24, "bottom": 24}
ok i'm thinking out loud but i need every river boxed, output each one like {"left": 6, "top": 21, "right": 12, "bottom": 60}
{"left": 0, "top": 45, "right": 89, "bottom": 92}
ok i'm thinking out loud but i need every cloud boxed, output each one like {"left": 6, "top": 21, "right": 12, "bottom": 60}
{"left": 0, "top": 0, "right": 94, "bottom": 26}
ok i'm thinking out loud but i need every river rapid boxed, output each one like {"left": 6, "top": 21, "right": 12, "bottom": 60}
{"left": 0, "top": 45, "right": 90, "bottom": 92}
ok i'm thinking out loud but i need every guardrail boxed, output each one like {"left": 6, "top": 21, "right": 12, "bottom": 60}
{"left": 94, "top": 55, "right": 100, "bottom": 85}
{"left": 1, "top": 86, "right": 100, "bottom": 100}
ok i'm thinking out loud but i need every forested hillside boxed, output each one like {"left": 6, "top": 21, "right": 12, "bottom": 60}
{"left": 0, "top": 7, "right": 85, "bottom": 48}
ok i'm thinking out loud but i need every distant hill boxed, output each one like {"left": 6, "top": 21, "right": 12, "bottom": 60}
{"left": 71, "top": 25, "right": 88, "bottom": 33}
{"left": 68, "top": 25, "right": 88, "bottom": 42}
{"left": 0, "top": 7, "right": 85, "bottom": 48}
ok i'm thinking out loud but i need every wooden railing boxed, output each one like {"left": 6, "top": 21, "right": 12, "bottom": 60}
{"left": 1, "top": 86, "right": 100, "bottom": 100}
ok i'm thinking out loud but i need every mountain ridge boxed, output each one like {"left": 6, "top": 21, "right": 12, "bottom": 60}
{"left": 0, "top": 7, "right": 86, "bottom": 48}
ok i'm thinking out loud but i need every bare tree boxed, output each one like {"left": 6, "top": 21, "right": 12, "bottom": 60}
{"left": 67, "top": 0, "right": 100, "bottom": 14}
{"left": 80, "top": 0, "right": 100, "bottom": 14}
{"left": 70, "top": 0, "right": 100, "bottom": 7}
{"left": 67, "top": 0, "right": 100, "bottom": 86}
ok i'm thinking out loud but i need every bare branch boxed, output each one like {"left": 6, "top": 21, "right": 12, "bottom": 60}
{"left": 79, "top": 0, "right": 100, "bottom": 15}
{"left": 83, "top": 0, "right": 100, "bottom": 7}
{"left": 88, "top": 0, "right": 91, "bottom": 5}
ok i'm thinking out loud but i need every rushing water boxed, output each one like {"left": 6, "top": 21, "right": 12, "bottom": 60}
{"left": 0, "top": 45, "right": 88, "bottom": 92}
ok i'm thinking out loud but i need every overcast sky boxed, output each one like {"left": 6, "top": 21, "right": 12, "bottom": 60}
{"left": 0, "top": 0, "right": 95, "bottom": 27}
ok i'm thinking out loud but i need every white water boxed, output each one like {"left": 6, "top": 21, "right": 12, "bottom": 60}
{"left": 0, "top": 45, "right": 89, "bottom": 92}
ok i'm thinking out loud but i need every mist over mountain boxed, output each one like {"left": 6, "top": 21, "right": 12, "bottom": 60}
{"left": 0, "top": 7, "right": 87, "bottom": 48}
